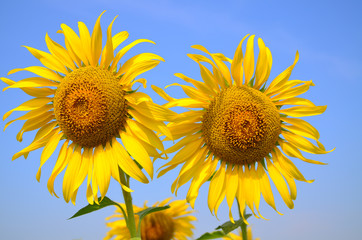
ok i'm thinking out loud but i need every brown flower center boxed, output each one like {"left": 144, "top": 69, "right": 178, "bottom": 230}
{"left": 141, "top": 212, "right": 175, "bottom": 240}
{"left": 202, "top": 85, "right": 280, "bottom": 165}
{"left": 54, "top": 66, "right": 127, "bottom": 148}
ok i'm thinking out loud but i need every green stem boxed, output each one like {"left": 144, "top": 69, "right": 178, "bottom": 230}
{"left": 241, "top": 221, "right": 247, "bottom": 240}
{"left": 119, "top": 168, "right": 140, "bottom": 239}
{"left": 236, "top": 198, "right": 248, "bottom": 240}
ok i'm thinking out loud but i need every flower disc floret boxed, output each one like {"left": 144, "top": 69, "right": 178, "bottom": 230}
{"left": 54, "top": 66, "right": 127, "bottom": 148}
{"left": 141, "top": 211, "right": 175, "bottom": 240}
{"left": 202, "top": 85, "right": 280, "bottom": 165}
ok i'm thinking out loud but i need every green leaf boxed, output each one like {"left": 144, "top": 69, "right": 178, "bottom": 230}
{"left": 68, "top": 196, "right": 123, "bottom": 219}
{"left": 196, "top": 231, "right": 228, "bottom": 240}
{"left": 215, "top": 214, "right": 251, "bottom": 234}
{"left": 135, "top": 206, "right": 170, "bottom": 234}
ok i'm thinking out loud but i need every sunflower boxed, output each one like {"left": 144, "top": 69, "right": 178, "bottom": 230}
{"left": 224, "top": 227, "right": 260, "bottom": 240}
{"left": 2, "top": 11, "right": 175, "bottom": 204}
{"left": 104, "top": 198, "right": 196, "bottom": 240}
{"left": 156, "top": 35, "right": 333, "bottom": 222}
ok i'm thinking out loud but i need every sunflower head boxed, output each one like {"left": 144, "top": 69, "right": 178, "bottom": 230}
{"left": 2, "top": 11, "right": 174, "bottom": 204}
{"left": 202, "top": 85, "right": 280, "bottom": 165}
{"left": 54, "top": 66, "right": 128, "bottom": 148}
{"left": 105, "top": 199, "right": 196, "bottom": 240}
{"left": 141, "top": 211, "right": 175, "bottom": 240}
{"left": 157, "top": 35, "right": 334, "bottom": 222}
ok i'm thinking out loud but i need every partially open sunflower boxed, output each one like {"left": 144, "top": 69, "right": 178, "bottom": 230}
{"left": 2, "top": 11, "right": 175, "bottom": 204}
{"left": 104, "top": 198, "right": 196, "bottom": 240}
{"left": 156, "top": 34, "right": 333, "bottom": 222}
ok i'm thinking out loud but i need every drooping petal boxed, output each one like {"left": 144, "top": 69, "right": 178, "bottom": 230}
{"left": 47, "top": 140, "right": 71, "bottom": 197}
{"left": 231, "top": 34, "right": 249, "bottom": 86}
{"left": 120, "top": 130, "right": 153, "bottom": 179}
{"left": 8, "top": 66, "right": 63, "bottom": 82}
{"left": 243, "top": 35, "right": 255, "bottom": 85}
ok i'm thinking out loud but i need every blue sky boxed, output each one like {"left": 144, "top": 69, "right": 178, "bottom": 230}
{"left": 0, "top": 0, "right": 361, "bottom": 239}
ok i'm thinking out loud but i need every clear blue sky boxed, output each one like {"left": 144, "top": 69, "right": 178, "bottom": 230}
{"left": 0, "top": 0, "right": 361, "bottom": 239}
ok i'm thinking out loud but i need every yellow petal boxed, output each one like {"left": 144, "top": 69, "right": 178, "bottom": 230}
{"left": 231, "top": 34, "right": 249, "bottom": 86}
{"left": 279, "top": 105, "right": 327, "bottom": 117}
{"left": 243, "top": 35, "right": 255, "bottom": 85}
{"left": 112, "top": 31, "right": 129, "bottom": 50}
{"left": 160, "top": 138, "right": 204, "bottom": 168}
{"left": 187, "top": 155, "right": 217, "bottom": 208}
{"left": 94, "top": 144, "right": 112, "bottom": 199}
{"left": 100, "top": 16, "right": 117, "bottom": 68}
{"left": 120, "top": 131, "right": 153, "bottom": 179}
{"left": 72, "top": 147, "right": 91, "bottom": 194}
{"left": 111, "top": 137, "right": 148, "bottom": 183}
{"left": 256, "top": 163, "right": 280, "bottom": 214}
{"left": 191, "top": 45, "right": 232, "bottom": 86}
{"left": 128, "top": 109, "right": 172, "bottom": 139}
{"left": 208, "top": 162, "right": 226, "bottom": 214}
{"left": 272, "top": 158, "right": 298, "bottom": 200}
{"left": 151, "top": 85, "right": 175, "bottom": 102}
{"left": 254, "top": 38, "right": 271, "bottom": 90}
{"left": 282, "top": 118, "right": 320, "bottom": 141}
{"left": 274, "top": 97, "right": 315, "bottom": 107}
{"left": 4, "top": 78, "right": 58, "bottom": 91}
{"left": 273, "top": 147, "right": 313, "bottom": 183}
{"left": 271, "top": 80, "right": 314, "bottom": 101}
{"left": 23, "top": 46, "right": 67, "bottom": 74}
{"left": 167, "top": 122, "right": 201, "bottom": 140}
{"left": 16, "top": 113, "right": 54, "bottom": 141}
{"left": 4, "top": 104, "right": 53, "bottom": 131}
{"left": 279, "top": 141, "right": 326, "bottom": 165}
{"left": 63, "top": 146, "right": 82, "bottom": 203}
{"left": 130, "top": 101, "right": 177, "bottom": 122}
{"left": 172, "top": 148, "right": 208, "bottom": 195}
{"left": 266, "top": 158, "right": 294, "bottom": 209}
{"left": 61, "top": 23, "right": 89, "bottom": 65}
{"left": 243, "top": 166, "right": 258, "bottom": 217}
{"left": 47, "top": 140, "right": 71, "bottom": 197}
{"left": 225, "top": 165, "right": 239, "bottom": 211}
{"left": 111, "top": 39, "right": 156, "bottom": 71}
{"left": 8, "top": 66, "right": 63, "bottom": 82}
{"left": 78, "top": 21, "right": 92, "bottom": 65}
{"left": 166, "top": 83, "right": 210, "bottom": 102}
{"left": 165, "top": 133, "right": 202, "bottom": 154}
{"left": 12, "top": 130, "right": 53, "bottom": 160}
{"left": 282, "top": 131, "right": 333, "bottom": 154}
{"left": 164, "top": 98, "right": 208, "bottom": 109}
{"left": 90, "top": 11, "right": 106, "bottom": 66}
{"left": 124, "top": 92, "right": 151, "bottom": 105}
{"left": 126, "top": 119, "right": 164, "bottom": 151}
{"left": 37, "top": 129, "right": 63, "bottom": 181}
{"left": 198, "top": 63, "right": 219, "bottom": 92}
{"left": 174, "top": 72, "right": 216, "bottom": 96}
{"left": 45, "top": 33, "right": 77, "bottom": 70}
{"left": 265, "top": 51, "right": 299, "bottom": 95}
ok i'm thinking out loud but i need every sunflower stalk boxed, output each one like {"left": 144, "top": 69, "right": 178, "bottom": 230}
{"left": 236, "top": 198, "right": 248, "bottom": 240}
{"left": 119, "top": 168, "right": 141, "bottom": 239}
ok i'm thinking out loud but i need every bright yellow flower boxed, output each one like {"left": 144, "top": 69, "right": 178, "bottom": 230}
{"left": 224, "top": 227, "right": 260, "bottom": 240}
{"left": 104, "top": 198, "right": 196, "bottom": 240}
{"left": 2, "top": 11, "right": 175, "bottom": 204}
{"left": 156, "top": 35, "right": 333, "bottom": 221}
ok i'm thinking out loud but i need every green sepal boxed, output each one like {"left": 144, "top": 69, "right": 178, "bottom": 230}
{"left": 215, "top": 215, "right": 252, "bottom": 234}
{"left": 68, "top": 196, "right": 124, "bottom": 220}
{"left": 196, "top": 231, "right": 228, "bottom": 240}
{"left": 247, "top": 76, "right": 255, "bottom": 88}
{"left": 196, "top": 215, "right": 252, "bottom": 240}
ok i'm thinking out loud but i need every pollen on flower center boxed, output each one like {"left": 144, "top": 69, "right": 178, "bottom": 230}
{"left": 202, "top": 85, "right": 281, "bottom": 165}
{"left": 141, "top": 212, "right": 175, "bottom": 240}
{"left": 54, "top": 66, "right": 127, "bottom": 148}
